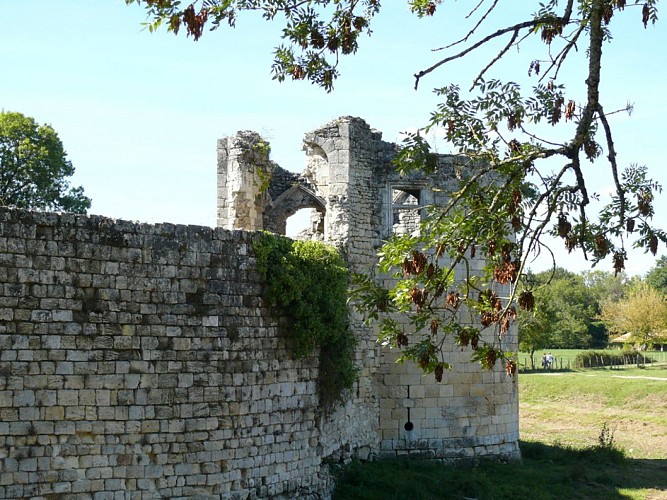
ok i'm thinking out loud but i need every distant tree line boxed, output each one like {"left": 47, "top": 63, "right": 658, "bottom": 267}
{"left": 519, "top": 258, "right": 667, "bottom": 368}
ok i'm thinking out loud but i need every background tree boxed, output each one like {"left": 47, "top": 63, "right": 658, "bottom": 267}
{"left": 600, "top": 282, "right": 667, "bottom": 348}
{"left": 127, "top": 0, "right": 664, "bottom": 376}
{"left": 538, "top": 271, "right": 596, "bottom": 348}
{"left": 582, "top": 269, "right": 628, "bottom": 304}
{"left": 645, "top": 256, "right": 667, "bottom": 293}
{"left": 0, "top": 111, "right": 91, "bottom": 214}
{"left": 517, "top": 297, "right": 552, "bottom": 370}
{"left": 518, "top": 268, "right": 603, "bottom": 362}
{"left": 581, "top": 269, "right": 630, "bottom": 345}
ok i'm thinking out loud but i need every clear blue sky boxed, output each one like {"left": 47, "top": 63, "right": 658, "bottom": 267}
{"left": 1, "top": 1, "right": 665, "bottom": 275}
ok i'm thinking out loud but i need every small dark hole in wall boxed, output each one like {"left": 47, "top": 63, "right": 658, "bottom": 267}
{"left": 404, "top": 421, "right": 414, "bottom": 431}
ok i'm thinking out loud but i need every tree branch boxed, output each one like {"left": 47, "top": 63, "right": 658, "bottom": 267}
{"left": 539, "top": 24, "right": 585, "bottom": 82}
{"left": 414, "top": 19, "right": 539, "bottom": 89}
{"left": 470, "top": 28, "right": 519, "bottom": 90}
{"left": 572, "top": 0, "right": 604, "bottom": 149}
{"left": 597, "top": 103, "right": 626, "bottom": 224}
{"left": 434, "top": 0, "right": 501, "bottom": 52}
{"left": 417, "top": 0, "right": 577, "bottom": 89}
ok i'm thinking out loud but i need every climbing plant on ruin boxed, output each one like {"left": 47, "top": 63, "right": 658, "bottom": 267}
{"left": 254, "top": 233, "right": 357, "bottom": 407}
{"left": 128, "top": 0, "right": 664, "bottom": 377}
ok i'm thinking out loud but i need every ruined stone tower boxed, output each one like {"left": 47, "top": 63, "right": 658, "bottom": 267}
{"left": 217, "top": 116, "right": 521, "bottom": 462}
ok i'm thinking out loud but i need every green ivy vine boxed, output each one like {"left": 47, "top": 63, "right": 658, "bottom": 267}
{"left": 254, "top": 232, "right": 357, "bottom": 409}
{"left": 249, "top": 139, "right": 274, "bottom": 193}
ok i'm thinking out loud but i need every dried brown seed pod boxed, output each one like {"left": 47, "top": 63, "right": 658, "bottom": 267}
{"left": 518, "top": 290, "right": 535, "bottom": 311}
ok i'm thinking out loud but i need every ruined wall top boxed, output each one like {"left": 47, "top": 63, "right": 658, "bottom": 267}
{"left": 215, "top": 116, "right": 519, "bottom": 463}
{"left": 216, "top": 116, "right": 468, "bottom": 245}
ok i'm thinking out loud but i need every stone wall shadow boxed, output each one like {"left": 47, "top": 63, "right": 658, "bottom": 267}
{"left": 519, "top": 440, "right": 667, "bottom": 498}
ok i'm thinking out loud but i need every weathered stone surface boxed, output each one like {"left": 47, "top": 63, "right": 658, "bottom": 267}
{"left": 218, "top": 116, "right": 519, "bottom": 463}
{"left": 0, "top": 117, "right": 519, "bottom": 499}
{"left": 0, "top": 207, "right": 336, "bottom": 499}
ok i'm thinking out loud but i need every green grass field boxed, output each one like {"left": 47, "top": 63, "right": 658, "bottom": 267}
{"left": 333, "top": 363, "right": 667, "bottom": 499}
{"left": 520, "top": 366, "right": 667, "bottom": 459}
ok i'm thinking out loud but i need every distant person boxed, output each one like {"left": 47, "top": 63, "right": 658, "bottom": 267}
{"left": 542, "top": 353, "right": 548, "bottom": 370}
{"left": 547, "top": 352, "right": 554, "bottom": 369}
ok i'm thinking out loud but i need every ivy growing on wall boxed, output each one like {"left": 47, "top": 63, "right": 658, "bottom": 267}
{"left": 246, "top": 138, "right": 274, "bottom": 194}
{"left": 254, "top": 232, "right": 357, "bottom": 409}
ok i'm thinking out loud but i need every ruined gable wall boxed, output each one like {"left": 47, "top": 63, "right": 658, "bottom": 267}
{"left": 0, "top": 207, "right": 362, "bottom": 499}
{"left": 247, "top": 116, "right": 520, "bottom": 463}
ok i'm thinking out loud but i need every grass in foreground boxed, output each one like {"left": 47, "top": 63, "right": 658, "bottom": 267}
{"left": 520, "top": 366, "right": 667, "bottom": 458}
{"left": 333, "top": 442, "right": 667, "bottom": 499}
{"left": 333, "top": 366, "right": 667, "bottom": 499}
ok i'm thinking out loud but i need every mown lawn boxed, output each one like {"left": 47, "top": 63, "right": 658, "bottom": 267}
{"left": 333, "top": 364, "right": 667, "bottom": 499}
{"left": 520, "top": 366, "right": 667, "bottom": 459}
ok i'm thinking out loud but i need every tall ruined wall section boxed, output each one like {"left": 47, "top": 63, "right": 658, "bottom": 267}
{"left": 0, "top": 208, "right": 349, "bottom": 499}
{"left": 299, "top": 120, "right": 386, "bottom": 461}
{"left": 216, "top": 116, "right": 520, "bottom": 464}
{"left": 375, "top": 156, "right": 520, "bottom": 461}
{"left": 299, "top": 118, "right": 520, "bottom": 461}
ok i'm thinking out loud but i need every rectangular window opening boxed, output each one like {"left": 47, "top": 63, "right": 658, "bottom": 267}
{"left": 391, "top": 187, "right": 422, "bottom": 236}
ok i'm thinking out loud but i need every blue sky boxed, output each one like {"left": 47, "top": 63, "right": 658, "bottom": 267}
{"left": 1, "top": 1, "right": 665, "bottom": 275}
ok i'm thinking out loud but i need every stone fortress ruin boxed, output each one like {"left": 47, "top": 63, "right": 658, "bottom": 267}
{"left": 0, "top": 117, "right": 519, "bottom": 499}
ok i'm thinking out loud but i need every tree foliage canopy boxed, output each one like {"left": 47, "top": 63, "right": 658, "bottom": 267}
{"left": 645, "top": 255, "right": 667, "bottom": 293}
{"left": 600, "top": 282, "right": 667, "bottom": 346}
{"left": 127, "top": 0, "right": 664, "bottom": 377}
{"left": 0, "top": 111, "right": 91, "bottom": 214}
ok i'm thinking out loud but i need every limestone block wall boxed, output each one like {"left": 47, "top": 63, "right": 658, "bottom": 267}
{"left": 376, "top": 322, "right": 520, "bottom": 461}
{"left": 216, "top": 116, "right": 521, "bottom": 464}
{"left": 375, "top": 155, "right": 521, "bottom": 461}
{"left": 0, "top": 207, "right": 362, "bottom": 499}
{"left": 217, "top": 132, "right": 272, "bottom": 232}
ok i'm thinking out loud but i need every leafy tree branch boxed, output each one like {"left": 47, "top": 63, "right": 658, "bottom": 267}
{"left": 127, "top": 0, "right": 664, "bottom": 377}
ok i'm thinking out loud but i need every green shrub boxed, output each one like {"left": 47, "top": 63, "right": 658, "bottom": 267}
{"left": 574, "top": 350, "right": 654, "bottom": 368}
{"left": 254, "top": 233, "right": 357, "bottom": 408}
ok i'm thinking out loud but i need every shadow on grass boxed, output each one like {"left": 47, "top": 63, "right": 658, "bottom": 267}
{"left": 332, "top": 441, "right": 667, "bottom": 499}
